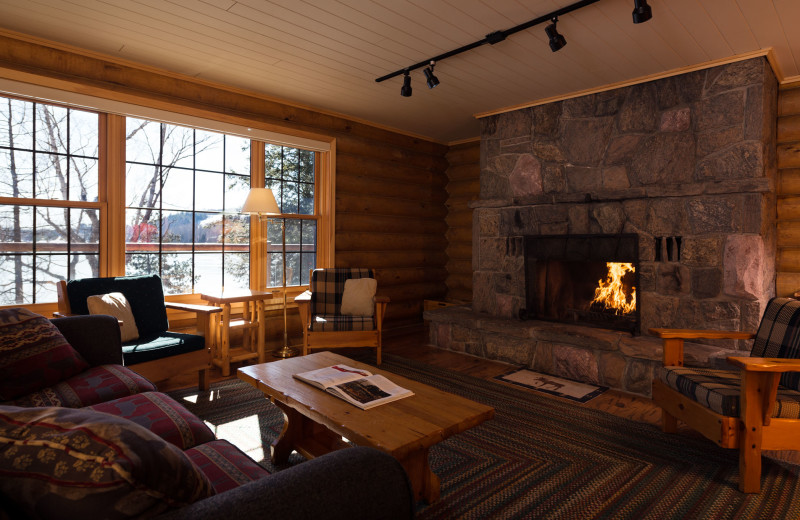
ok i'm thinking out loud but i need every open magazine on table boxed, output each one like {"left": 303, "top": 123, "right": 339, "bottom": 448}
{"left": 293, "top": 364, "right": 414, "bottom": 410}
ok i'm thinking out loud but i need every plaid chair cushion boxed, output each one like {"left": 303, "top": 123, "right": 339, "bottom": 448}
{"left": 749, "top": 297, "right": 800, "bottom": 391}
{"left": 655, "top": 365, "right": 800, "bottom": 418}
{"left": 87, "top": 392, "right": 215, "bottom": 450}
{"left": 1, "top": 364, "right": 156, "bottom": 408}
{"left": 311, "top": 314, "right": 376, "bottom": 332}
{"left": 310, "top": 268, "right": 373, "bottom": 316}
{"left": 185, "top": 440, "right": 271, "bottom": 494}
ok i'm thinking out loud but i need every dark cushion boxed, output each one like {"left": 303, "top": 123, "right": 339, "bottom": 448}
{"left": 185, "top": 440, "right": 271, "bottom": 494}
{"left": 656, "top": 365, "right": 800, "bottom": 418}
{"left": 1, "top": 365, "right": 156, "bottom": 408}
{"left": 87, "top": 392, "right": 215, "bottom": 450}
{"left": 0, "top": 405, "right": 214, "bottom": 519}
{"left": 66, "top": 275, "right": 169, "bottom": 338}
{"left": 0, "top": 308, "right": 89, "bottom": 400}
{"left": 123, "top": 332, "right": 205, "bottom": 365}
{"left": 749, "top": 297, "right": 800, "bottom": 391}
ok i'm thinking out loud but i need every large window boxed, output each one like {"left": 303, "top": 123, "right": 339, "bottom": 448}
{"left": 0, "top": 96, "right": 99, "bottom": 304}
{"left": 125, "top": 118, "right": 251, "bottom": 295}
{"left": 265, "top": 144, "right": 317, "bottom": 288}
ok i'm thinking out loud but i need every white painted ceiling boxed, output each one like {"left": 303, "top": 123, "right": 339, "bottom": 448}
{"left": 0, "top": 0, "right": 797, "bottom": 144}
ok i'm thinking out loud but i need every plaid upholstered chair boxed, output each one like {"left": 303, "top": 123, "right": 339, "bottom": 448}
{"left": 651, "top": 297, "right": 800, "bottom": 493}
{"left": 295, "top": 268, "right": 389, "bottom": 364}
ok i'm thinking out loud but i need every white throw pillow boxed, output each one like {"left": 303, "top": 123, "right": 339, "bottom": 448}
{"left": 86, "top": 292, "right": 140, "bottom": 342}
{"left": 340, "top": 278, "right": 377, "bottom": 317}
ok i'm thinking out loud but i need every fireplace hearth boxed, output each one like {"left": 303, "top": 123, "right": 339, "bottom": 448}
{"left": 520, "top": 234, "right": 639, "bottom": 334}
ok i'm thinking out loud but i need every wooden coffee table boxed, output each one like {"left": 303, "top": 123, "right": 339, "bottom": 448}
{"left": 238, "top": 351, "right": 494, "bottom": 503}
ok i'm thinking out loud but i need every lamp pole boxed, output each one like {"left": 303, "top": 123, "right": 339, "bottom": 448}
{"left": 272, "top": 217, "right": 298, "bottom": 358}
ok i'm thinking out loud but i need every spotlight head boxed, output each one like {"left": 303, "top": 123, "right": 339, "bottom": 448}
{"left": 632, "top": 0, "right": 652, "bottom": 24}
{"left": 400, "top": 71, "right": 412, "bottom": 97}
{"left": 423, "top": 62, "right": 440, "bottom": 89}
{"left": 545, "top": 18, "right": 567, "bottom": 52}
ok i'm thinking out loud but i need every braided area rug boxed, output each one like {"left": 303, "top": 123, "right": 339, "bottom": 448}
{"left": 167, "top": 354, "right": 800, "bottom": 519}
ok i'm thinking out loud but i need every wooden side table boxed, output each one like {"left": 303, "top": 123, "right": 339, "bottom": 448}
{"left": 200, "top": 289, "right": 274, "bottom": 376}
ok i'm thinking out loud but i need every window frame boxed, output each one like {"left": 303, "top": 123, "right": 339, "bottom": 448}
{"left": 0, "top": 77, "right": 335, "bottom": 314}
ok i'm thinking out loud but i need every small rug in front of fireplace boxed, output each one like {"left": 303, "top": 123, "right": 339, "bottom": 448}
{"left": 495, "top": 369, "right": 606, "bottom": 403}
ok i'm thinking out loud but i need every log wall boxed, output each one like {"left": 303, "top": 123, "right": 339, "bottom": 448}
{"left": 0, "top": 32, "right": 449, "bottom": 331}
{"left": 777, "top": 83, "right": 800, "bottom": 296}
{"left": 444, "top": 141, "right": 481, "bottom": 303}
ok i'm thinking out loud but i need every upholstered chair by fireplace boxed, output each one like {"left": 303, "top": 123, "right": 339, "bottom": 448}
{"left": 651, "top": 297, "right": 800, "bottom": 493}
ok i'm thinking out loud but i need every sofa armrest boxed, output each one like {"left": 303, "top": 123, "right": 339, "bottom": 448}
{"left": 157, "top": 447, "right": 414, "bottom": 520}
{"left": 51, "top": 315, "right": 123, "bottom": 366}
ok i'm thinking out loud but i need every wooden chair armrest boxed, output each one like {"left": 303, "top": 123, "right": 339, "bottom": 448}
{"left": 375, "top": 295, "right": 390, "bottom": 303}
{"left": 649, "top": 328, "right": 755, "bottom": 340}
{"left": 727, "top": 356, "right": 800, "bottom": 372}
{"left": 165, "top": 302, "right": 223, "bottom": 315}
{"left": 294, "top": 291, "right": 312, "bottom": 303}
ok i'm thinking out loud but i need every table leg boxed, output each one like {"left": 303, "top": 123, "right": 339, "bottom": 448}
{"left": 242, "top": 301, "right": 252, "bottom": 352}
{"left": 398, "top": 448, "right": 441, "bottom": 504}
{"left": 271, "top": 400, "right": 349, "bottom": 464}
{"left": 221, "top": 303, "right": 231, "bottom": 377}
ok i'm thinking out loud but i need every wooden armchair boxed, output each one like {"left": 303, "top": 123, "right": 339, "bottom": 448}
{"left": 651, "top": 297, "right": 800, "bottom": 493}
{"left": 56, "top": 275, "right": 221, "bottom": 389}
{"left": 295, "top": 268, "right": 389, "bottom": 364}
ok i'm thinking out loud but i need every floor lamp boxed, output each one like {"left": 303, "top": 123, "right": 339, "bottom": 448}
{"left": 241, "top": 187, "right": 298, "bottom": 358}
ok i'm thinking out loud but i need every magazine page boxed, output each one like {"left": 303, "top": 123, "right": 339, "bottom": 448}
{"left": 327, "top": 374, "right": 414, "bottom": 410}
{"left": 293, "top": 364, "right": 373, "bottom": 390}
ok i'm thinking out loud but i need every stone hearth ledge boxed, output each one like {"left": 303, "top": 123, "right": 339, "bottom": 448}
{"left": 425, "top": 305, "right": 743, "bottom": 397}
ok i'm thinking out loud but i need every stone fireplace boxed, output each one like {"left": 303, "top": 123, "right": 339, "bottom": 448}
{"left": 426, "top": 57, "right": 778, "bottom": 396}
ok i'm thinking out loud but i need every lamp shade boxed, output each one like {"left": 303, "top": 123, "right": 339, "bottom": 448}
{"left": 241, "top": 188, "right": 280, "bottom": 215}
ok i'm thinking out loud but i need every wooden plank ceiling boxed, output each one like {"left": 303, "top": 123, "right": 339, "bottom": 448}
{"left": 0, "top": 0, "right": 797, "bottom": 143}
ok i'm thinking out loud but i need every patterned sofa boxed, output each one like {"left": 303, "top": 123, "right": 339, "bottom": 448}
{"left": 0, "top": 310, "right": 414, "bottom": 519}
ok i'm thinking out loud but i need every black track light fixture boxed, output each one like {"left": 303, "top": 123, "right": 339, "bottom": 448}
{"left": 423, "top": 61, "right": 440, "bottom": 89}
{"left": 545, "top": 17, "right": 567, "bottom": 52}
{"left": 400, "top": 70, "right": 412, "bottom": 97}
{"left": 632, "top": 0, "right": 652, "bottom": 24}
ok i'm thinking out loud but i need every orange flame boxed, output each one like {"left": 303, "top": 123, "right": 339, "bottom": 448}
{"left": 592, "top": 262, "right": 636, "bottom": 315}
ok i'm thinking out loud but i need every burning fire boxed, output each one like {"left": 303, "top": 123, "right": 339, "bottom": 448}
{"left": 592, "top": 262, "right": 636, "bottom": 315}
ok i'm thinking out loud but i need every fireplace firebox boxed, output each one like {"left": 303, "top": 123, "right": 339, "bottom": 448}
{"left": 520, "top": 234, "right": 640, "bottom": 334}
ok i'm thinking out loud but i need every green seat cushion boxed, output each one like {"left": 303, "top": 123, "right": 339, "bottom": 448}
{"left": 122, "top": 332, "right": 205, "bottom": 365}
{"left": 66, "top": 275, "right": 169, "bottom": 338}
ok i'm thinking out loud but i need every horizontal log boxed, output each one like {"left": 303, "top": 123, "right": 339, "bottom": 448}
{"left": 445, "top": 287, "right": 473, "bottom": 303}
{"left": 780, "top": 87, "right": 800, "bottom": 117}
{"left": 336, "top": 135, "right": 449, "bottom": 171}
{"left": 337, "top": 153, "right": 447, "bottom": 186}
{"left": 446, "top": 209, "right": 474, "bottom": 228}
{"left": 375, "top": 267, "right": 449, "bottom": 286}
{"left": 779, "top": 168, "right": 800, "bottom": 195}
{"left": 446, "top": 142, "right": 481, "bottom": 165}
{"left": 336, "top": 213, "right": 446, "bottom": 235}
{"left": 337, "top": 231, "right": 447, "bottom": 252}
{"left": 777, "top": 272, "right": 800, "bottom": 298}
{"left": 447, "top": 243, "right": 473, "bottom": 259}
{"left": 778, "top": 248, "right": 800, "bottom": 272}
{"left": 337, "top": 170, "right": 447, "bottom": 202}
{"left": 446, "top": 273, "right": 472, "bottom": 290}
{"left": 447, "top": 178, "right": 481, "bottom": 198}
{"left": 778, "top": 115, "right": 800, "bottom": 143}
{"left": 778, "top": 143, "right": 800, "bottom": 169}
{"left": 446, "top": 257, "right": 473, "bottom": 275}
{"left": 379, "top": 282, "right": 448, "bottom": 303}
{"left": 447, "top": 163, "right": 480, "bottom": 182}
{"left": 447, "top": 227, "right": 472, "bottom": 243}
{"left": 336, "top": 250, "right": 447, "bottom": 268}
{"left": 337, "top": 193, "right": 447, "bottom": 219}
{"left": 778, "top": 221, "right": 800, "bottom": 246}
{"left": 778, "top": 197, "right": 800, "bottom": 220}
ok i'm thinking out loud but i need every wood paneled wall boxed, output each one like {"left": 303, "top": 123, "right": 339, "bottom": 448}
{"left": 0, "top": 32, "right": 449, "bottom": 331}
{"left": 777, "top": 84, "right": 800, "bottom": 297}
{"left": 444, "top": 141, "right": 480, "bottom": 303}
